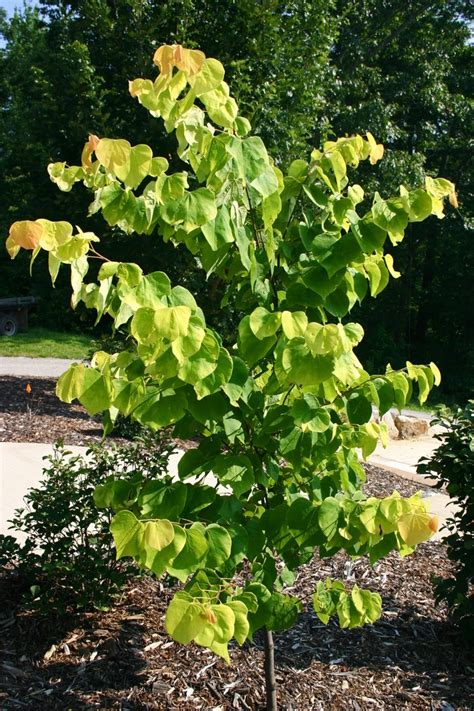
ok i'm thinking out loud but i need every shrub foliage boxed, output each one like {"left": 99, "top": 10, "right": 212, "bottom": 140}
{"left": 418, "top": 404, "right": 474, "bottom": 638}
{"left": 0, "top": 437, "right": 173, "bottom": 611}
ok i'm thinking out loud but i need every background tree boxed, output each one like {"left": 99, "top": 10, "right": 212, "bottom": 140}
{"left": 325, "top": 0, "right": 474, "bottom": 400}
{"left": 0, "top": 0, "right": 337, "bottom": 330}
{"left": 0, "top": 2, "right": 186, "bottom": 326}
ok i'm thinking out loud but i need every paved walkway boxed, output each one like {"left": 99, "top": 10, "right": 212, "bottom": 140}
{"left": 0, "top": 443, "right": 88, "bottom": 542}
{"left": 369, "top": 434, "right": 440, "bottom": 486}
{"left": 0, "top": 356, "right": 80, "bottom": 378}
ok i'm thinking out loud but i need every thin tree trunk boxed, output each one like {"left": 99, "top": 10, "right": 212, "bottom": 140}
{"left": 264, "top": 627, "right": 277, "bottom": 711}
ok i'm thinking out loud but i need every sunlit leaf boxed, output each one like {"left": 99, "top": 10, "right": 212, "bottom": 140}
{"left": 96, "top": 138, "right": 131, "bottom": 173}
{"left": 143, "top": 519, "right": 175, "bottom": 551}
{"left": 8, "top": 221, "right": 43, "bottom": 250}
{"left": 398, "top": 507, "right": 438, "bottom": 546}
{"left": 110, "top": 510, "right": 143, "bottom": 559}
{"left": 165, "top": 592, "right": 206, "bottom": 644}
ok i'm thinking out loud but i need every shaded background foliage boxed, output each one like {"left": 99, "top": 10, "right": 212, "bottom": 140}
{"left": 0, "top": 0, "right": 472, "bottom": 399}
{"left": 326, "top": 0, "right": 474, "bottom": 399}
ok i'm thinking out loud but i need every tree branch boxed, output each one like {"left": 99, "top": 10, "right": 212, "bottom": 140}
{"left": 245, "top": 185, "right": 263, "bottom": 250}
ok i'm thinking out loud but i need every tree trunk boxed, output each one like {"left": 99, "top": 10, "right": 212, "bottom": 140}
{"left": 264, "top": 627, "right": 277, "bottom": 711}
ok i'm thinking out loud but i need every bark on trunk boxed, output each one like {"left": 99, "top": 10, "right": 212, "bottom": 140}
{"left": 264, "top": 627, "right": 277, "bottom": 711}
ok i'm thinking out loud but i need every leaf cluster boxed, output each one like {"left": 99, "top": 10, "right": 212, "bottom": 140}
{"left": 93, "top": 470, "right": 438, "bottom": 659}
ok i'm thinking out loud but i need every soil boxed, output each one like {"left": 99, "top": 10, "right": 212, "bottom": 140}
{"left": 1, "top": 375, "right": 473, "bottom": 710}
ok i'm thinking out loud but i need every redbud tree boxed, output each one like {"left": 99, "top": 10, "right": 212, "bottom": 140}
{"left": 6, "top": 44, "right": 456, "bottom": 710}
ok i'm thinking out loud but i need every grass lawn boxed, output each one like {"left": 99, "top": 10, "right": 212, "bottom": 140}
{"left": 405, "top": 396, "right": 461, "bottom": 415}
{"left": 0, "top": 327, "right": 93, "bottom": 360}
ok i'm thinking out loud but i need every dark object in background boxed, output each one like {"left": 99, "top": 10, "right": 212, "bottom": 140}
{"left": 0, "top": 296, "right": 38, "bottom": 336}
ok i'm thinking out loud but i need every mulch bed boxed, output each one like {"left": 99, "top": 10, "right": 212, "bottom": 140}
{"left": 0, "top": 376, "right": 105, "bottom": 446}
{"left": 1, "top": 375, "right": 473, "bottom": 710}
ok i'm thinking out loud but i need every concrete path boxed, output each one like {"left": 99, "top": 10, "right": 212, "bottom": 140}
{"left": 0, "top": 442, "right": 185, "bottom": 542}
{"left": 369, "top": 434, "right": 441, "bottom": 486}
{"left": 0, "top": 356, "right": 80, "bottom": 378}
{"left": 0, "top": 443, "right": 88, "bottom": 541}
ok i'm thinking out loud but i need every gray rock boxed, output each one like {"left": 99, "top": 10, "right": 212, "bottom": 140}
{"left": 394, "top": 414, "right": 429, "bottom": 439}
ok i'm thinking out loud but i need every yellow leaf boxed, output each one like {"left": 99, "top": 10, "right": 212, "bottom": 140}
{"left": 37, "top": 219, "right": 73, "bottom": 251}
{"left": 384, "top": 254, "right": 401, "bottom": 279}
{"left": 153, "top": 44, "right": 175, "bottom": 74}
{"left": 95, "top": 138, "right": 131, "bottom": 173}
{"left": 429, "top": 362, "right": 441, "bottom": 387}
{"left": 178, "top": 47, "right": 206, "bottom": 76}
{"left": 6, "top": 235, "right": 20, "bottom": 258}
{"left": 81, "top": 134, "right": 100, "bottom": 170}
{"left": 153, "top": 44, "right": 205, "bottom": 76}
{"left": 143, "top": 520, "right": 174, "bottom": 551}
{"left": 429, "top": 515, "right": 439, "bottom": 534}
{"left": 129, "top": 77, "right": 153, "bottom": 98}
{"left": 9, "top": 221, "right": 43, "bottom": 250}
{"left": 366, "top": 132, "right": 384, "bottom": 165}
{"left": 398, "top": 507, "right": 437, "bottom": 546}
{"left": 425, "top": 177, "right": 457, "bottom": 217}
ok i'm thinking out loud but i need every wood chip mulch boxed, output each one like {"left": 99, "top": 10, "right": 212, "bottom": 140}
{"left": 0, "top": 376, "right": 106, "bottom": 446}
{"left": 1, "top": 375, "right": 473, "bottom": 710}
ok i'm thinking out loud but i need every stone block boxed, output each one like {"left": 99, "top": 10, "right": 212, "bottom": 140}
{"left": 382, "top": 411, "right": 399, "bottom": 439}
{"left": 393, "top": 414, "right": 429, "bottom": 439}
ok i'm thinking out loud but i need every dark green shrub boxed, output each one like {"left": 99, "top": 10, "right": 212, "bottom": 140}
{"left": 0, "top": 435, "right": 174, "bottom": 612}
{"left": 417, "top": 403, "right": 474, "bottom": 640}
{"left": 89, "top": 331, "right": 132, "bottom": 359}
